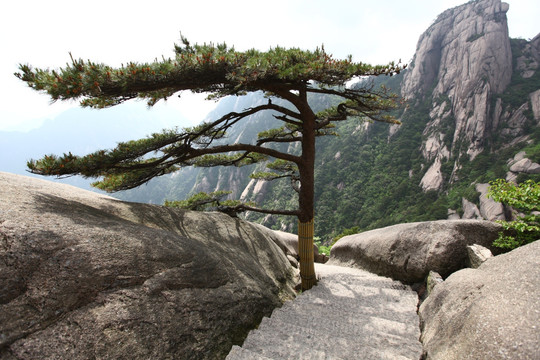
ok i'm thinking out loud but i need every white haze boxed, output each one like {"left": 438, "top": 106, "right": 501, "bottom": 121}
{"left": 0, "top": 0, "right": 538, "bottom": 132}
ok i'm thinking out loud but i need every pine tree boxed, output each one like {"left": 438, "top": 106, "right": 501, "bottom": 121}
{"left": 16, "top": 35, "right": 404, "bottom": 290}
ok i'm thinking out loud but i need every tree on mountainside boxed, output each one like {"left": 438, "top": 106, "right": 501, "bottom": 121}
{"left": 16, "top": 35, "right": 404, "bottom": 290}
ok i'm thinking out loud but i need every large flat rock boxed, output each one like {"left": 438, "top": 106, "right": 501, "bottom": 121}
{"left": 328, "top": 220, "right": 502, "bottom": 283}
{"left": 0, "top": 172, "right": 296, "bottom": 359}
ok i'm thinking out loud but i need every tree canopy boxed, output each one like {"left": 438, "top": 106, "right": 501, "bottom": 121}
{"left": 16, "top": 35, "right": 404, "bottom": 290}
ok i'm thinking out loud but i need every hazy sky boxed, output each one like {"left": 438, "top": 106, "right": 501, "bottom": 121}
{"left": 1, "top": 0, "right": 538, "bottom": 131}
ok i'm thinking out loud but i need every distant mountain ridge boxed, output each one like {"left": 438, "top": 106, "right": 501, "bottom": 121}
{"left": 0, "top": 101, "right": 191, "bottom": 191}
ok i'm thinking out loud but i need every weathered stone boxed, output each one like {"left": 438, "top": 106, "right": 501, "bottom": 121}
{"left": 447, "top": 209, "right": 460, "bottom": 220}
{"left": 402, "top": 0, "right": 512, "bottom": 162}
{"left": 286, "top": 255, "right": 299, "bottom": 268}
{"left": 516, "top": 33, "right": 540, "bottom": 79}
{"left": 420, "top": 157, "right": 444, "bottom": 191}
{"left": 461, "top": 198, "right": 482, "bottom": 219}
{"left": 419, "top": 240, "right": 540, "bottom": 360}
{"left": 530, "top": 88, "right": 540, "bottom": 121}
{"left": 467, "top": 244, "right": 493, "bottom": 268}
{"left": 0, "top": 172, "right": 296, "bottom": 360}
{"left": 509, "top": 158, "right": 540, "bottom": 174}
{"left": 476, "top": 183, "right": 506, "bottom": 221}
{"left": 328, "top": 220, "right": 502, "bottom": 283}
{"left": 426, "top": 271, "right": 444, "bottom": 296}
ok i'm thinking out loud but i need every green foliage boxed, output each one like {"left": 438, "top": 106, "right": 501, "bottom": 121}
{"left": 16, "top": 39, "right": 404, "bottom": 109}
{"left": 164, "top": 190, "right": 233, "bottom": 211}
{"left": 19, "top": 36, "right": 403, "bottom": 201}
{"left": 331, "top": 226, "right": 360, "bottom": 245}
{"left": 313, "top": 236, "right": 332, "bottom": 256}
{"left": 487, "top": 179, "right": 540, "bottom": 249}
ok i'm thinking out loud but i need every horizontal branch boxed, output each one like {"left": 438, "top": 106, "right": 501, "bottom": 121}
{"left": 256, "top": 136, "right": 302, "bottom": 146}
{"left": 174, "top": 143, "right": 301, "bottom": 165}
{"left": 273, "top": 114, "right": 302, "bottom": 127}
{"left": 223, "top": 203, "right": 299, "bottom": 217}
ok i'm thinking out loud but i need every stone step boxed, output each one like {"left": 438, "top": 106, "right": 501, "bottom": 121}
{"left": 254, "top": 316, "right": 422, "bottom": 359}
{"left": 226, "top": 264, "right": 423, "bottom": 360}
{"left": 271, "top": 301, "right": 419, "bottom": 331}
{"left": 226, "top": 345, "right": 274, "bottom": 360}
{"left": 268, "top": 304, "right": 419, "bottom": 341}
{"left": 271, "top": 290, "right": 419, "bottom": 335}
{"left": 287, "top": 284, "right": 418, "bottom": 319}
{"left": 239, "top": 324, "right": 415, "bottom": 360}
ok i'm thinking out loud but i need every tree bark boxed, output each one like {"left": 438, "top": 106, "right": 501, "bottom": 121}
{"left": 297, "top": 88, "right": 317, "bottom": 290}
{"left": 298, "top": 219, "right": 316, "bottom": 290}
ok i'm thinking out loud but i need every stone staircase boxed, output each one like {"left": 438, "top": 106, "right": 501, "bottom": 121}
{"left": 227, "top": 263, "right": 422, "bottom": 360}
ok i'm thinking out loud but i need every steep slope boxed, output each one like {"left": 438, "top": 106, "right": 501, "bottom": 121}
{"left": 401, "top": 0, "right": 533, "bottom": 192}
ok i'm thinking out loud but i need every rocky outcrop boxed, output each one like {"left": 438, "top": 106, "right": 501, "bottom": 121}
{"left": 328, "top": 220, "right": 502, "bottom": 283}
{"left": 509, "top": 158, "right": 540, "bottom": 174}
{"left": 253, "top": 226, "right": 325, "bottom": 267}
{"left": 419, "top": 240, "right": 540, "bottom": 360}
{"left": 506, "top": 151, "right": 540, "bottom": 182}
{"left": 420, "top": 158, "right": 444, "bottom": 192}
{"left": 426, "top": 271, "right": 444, "bottom": 296}
{"left": 531, "top": 88, "right": 540, "bottom": 121}
{"left": 403, "top": 0, "right": 512, "bottom": 165}
{"left": 516, "top": 33, "right": 540, "bottom": 79}
{"left": 400, "top": 0, "right": 525, "bottom": 193}
{"left": 461, "top": 197, "right": 483, "bottom": 219}
{"left": 0, "top": 172, "right": 296, "bottom": 359}
{"left": 466, "top": 243, "right": 493, "bottom": 268}
{"left": 476, "top": 183, "right": 507, "bottom": 220}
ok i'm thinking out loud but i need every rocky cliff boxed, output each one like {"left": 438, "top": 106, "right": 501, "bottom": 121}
{"left": 400, "top": 0, "right": 540, "bottom": 194}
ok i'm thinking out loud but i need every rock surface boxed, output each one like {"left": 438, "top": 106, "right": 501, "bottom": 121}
{"left": 403, "top": 0, "right": 512, "bottom": 164}
{"left": 476, "top": 183, "right": 507, "bottom": 221}
{"left": 461, "top": 197, "right": 483, "bottom": 219}
{"left": 227, "top": 263, "right": 422, "bottom": 360}
{"left": 509, "top": 158, "right": 540, "bottom": 174}
{"left": 506, "top": 151, "right": 540, "bottom": 182}
{"left": 466, "top": 243, "right": 493, "bottom": 268}
{"left": 0, "top": 172, "right": 296, "bottom": 359}
{"left": 419, "top": 240, "right": 540, "bottom": 360}
{"left": 328, "top": 220, "right": 502, "bottom": 283}
{"left": 252, "top": 226, "right": 322, "bottom": 267}
{"left": 426, "top": 271, "right": 444, "bottom": 296}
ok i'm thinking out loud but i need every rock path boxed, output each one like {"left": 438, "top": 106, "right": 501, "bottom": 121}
{"left": 227, "top": 263, "right": 422, "bottom": 360}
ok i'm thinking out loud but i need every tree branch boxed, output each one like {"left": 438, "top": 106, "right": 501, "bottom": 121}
{"left": 174, "top": 143, "right": 301, "bottom": 165}
{"left": 223, "top": 203, "right": 300, "bottom": 217}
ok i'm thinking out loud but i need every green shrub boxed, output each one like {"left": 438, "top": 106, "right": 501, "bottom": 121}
{"left": 331, "top": 226, "right": 360, "bottom": 245}
{"left": 487, "top": 179, "right": 540, "bottom": 250}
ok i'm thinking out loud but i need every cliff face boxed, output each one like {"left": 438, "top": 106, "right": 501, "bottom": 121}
{"left": 401, "top": 0, "right": 540, "bottom": 193}
{"left": 403, "top": 0, "right": 513, "bottom": 191}
{"left": 403, "top": 0, "right": 512, "bottom": 98}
